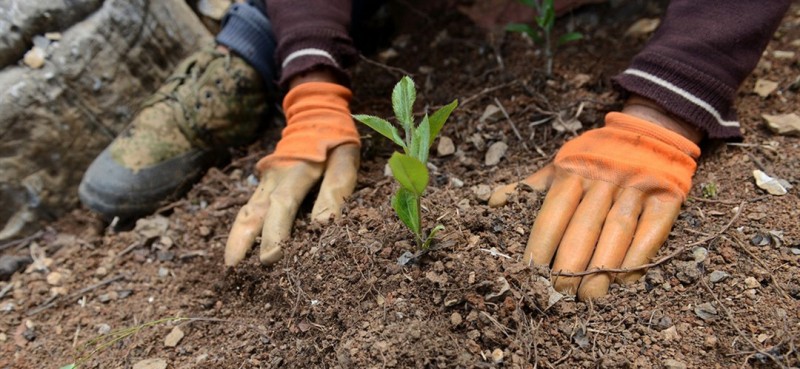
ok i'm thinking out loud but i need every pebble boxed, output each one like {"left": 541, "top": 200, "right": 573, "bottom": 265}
{"left": 450, "top": 312, "right": 463, "bottom": 326}
{"left": 95, "top": 266, "right": 108, "bottom": 277}
{"left": 437, "top": 136, "right": 455, "bottom": 156}
{"left": 50, "top": 287, "right": 67, "bottom": 296}
{"left": 0, "top": 332, "right": 6, "bottom": 342}
{"left": 158, "top": 267, "right": 170, "bottom": 278}
{"left": 164, "top": 326, "right": 185, "bottom": 347}
{"left": 663, "top": 359, "right": 687, "bottom": 369}
{"left": 753, "top": 79, "right": 778, "bottom": 97}
{"left": 97, "top": 323, "right": 111, "bottom": 335}
{"left": 46, "top": 271, "right": 63, "bottom": 286}
{"left": 484, "top": 142, "right": 508, "bottom": 166}
{"left": 753, "top": 169, "right": 788, "bottom": 196}
{"left": 491, "top": 348, "right": 504, "bottom": 364}
{"left": 479, "top": 104, "right": 502, "bottom": 123}
{"left": 744, "top": 277, "right": 760, "bottom": 289}
{"left": 762, "top": 113, "right": 800, "bottom": 136}
{"left": 709, "top": 270, "right": 729, "bottom": 283}
{"left": 694, "top": 302, "right": 718, "bottom": 321}
{"left": 661, "top": 326, "right": 680, "bottom": 341}
{"left": 132, "top": 358, "right": 167, "bottom": 369}
{"left": 692, "top": 247, "right": 708, "bottom": 263}
{"left": 790, "top": 248, "right": 800, "bottom": 255}
{"left": 449, "top": 177, "right": 464, "bottom": 188}
{"left": 472, "top": 184, "right": 492, "bottom": 202}
{"left": 704, "top": 335, "right": 718, "bottom": 348}
{"left": 675, "top": 261, "right": 700, "bottom": 284}
{"left": 773, "top": 50, "right": 796, "bottom": 59}
{"left": 23, "top": 47, "right": 46, "bottom": 69}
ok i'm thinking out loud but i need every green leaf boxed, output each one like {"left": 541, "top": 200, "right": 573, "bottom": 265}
{"left": 422, "top": 224, "right": 445, "bottom": 250}
{"left": 428, "top": 100, "right": 457, "bottom": 145}
{"left": 352, "top": 114, "right": 406, "bottom": 149}
{"left": 60, "top": 365, "right": 77, "bottom": 369}
{"left": 388, "top": 152, "right": 428, "bottom": 196}
{"left": 516, "top": 0, "right": 535, "bottom": 8}
{"left": 505, "top": 23, "right": 535, "bottom": 39}
{"left": 392, "top": 188, "right": 421, "bottom": 237}
{"left": 392, "top": 76, "right": 416, "bottom": 133}
{"left": 557, "top": 32, "right": 583, "bottom": 45}
{"left": 412, "top": 115, "right": 431, "bottom": 163}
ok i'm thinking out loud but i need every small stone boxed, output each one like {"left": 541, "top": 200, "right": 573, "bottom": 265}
{"left": 437, "top": 136, "right": 455, "bottom": 157}
{"left": 744, "top": 277, "right": 760, "bottom": 289}
{"left": 480, "top": 104, "right": 502, "bottom": 123}
{"left": 762, "top": 113, "right": 800, "bottom": 136}
{"left": 449, "top": 177, "right": 464, "bottom": 188}
{"left": 50, "top": 287, "right": 68, "bottom": 296}
{"left": 450, "top": 312, "right": 463, "bottom": 326}
{"left": 694, "top": 302, "right": 718, "bottom": 321}
{"left": 675, "top": 261, "right": 701, "bottom": 284}
{"left": 744, "top": 289, "right": 757, "bottom": 299}
{"left": 753, "top": 170, "right": 788, "bottom": 196}
{"left": 378, "top": 48, "right": 399, "bottom": 62}
{"left": 663, "top": 359, "right": 687, "bottom": 369}
{"left": 692, "top": 247, "right": 708, "bottom": 263}
{"left": 95, "top": 267, "right": 108, "bottom": 277}
{"left": 491, "top": 348, "right": 504, "bottom": 364}
{"left": 23, "top": 47, "right": 46, "bottom": 69}
{"left": 164, "top": 326, "right": 185, "bottom": 347}
{"left": 756, "top": 333, "right": 769, "bottom": 343}
{"left": 97, "top": 323, "right": 111, "bottom": 335}
{"left": 98, "top": 291, "right": 118, "bottom": 303}
{"left": 472, "top": 184, "right": 492, "bottom": 202}
{"left": 156, "top": 251, "right": 174, "bottom": 262}
{"left": 662, "top": 326, "right": 681, "bottom": 341}
{"left": 158, "top": 267, "right": 169, "bottom": 278}
{"left": 753, "top": 79, "right": 779, "bottom": 97}
{"left": 709, "top": 270, "right": 729, "bottom": 283}
{"left": 484, "top": 142, "right": 508, "bottom": 166}
{"left": 704, "top": 335, "right": 718, "bottom": 348}
{"left": 46, "top": 272, "right": 63, "bottom": 286}
{"left": 790, "top": 248, "right": 800, "bottom": 255}
{"left": 133, "top": 358, "right": 168, "bottom": 369}
{"left": 773, "top": 50, "right": 796, "bottom": 59}
{"left": 0, "top": 332, "right": 6, "bottom": 342}
{"left": 199, "top": 226, "right": 211, "bottom": 237}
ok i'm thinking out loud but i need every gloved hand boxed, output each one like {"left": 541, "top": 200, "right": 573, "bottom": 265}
{"left": 225, "top": 81, "right": 360, "bottom": 266}
{"left": 489, "top": 112, "right": 700, "bottom": 299}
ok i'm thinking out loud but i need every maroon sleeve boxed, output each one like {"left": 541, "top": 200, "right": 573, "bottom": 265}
{"left": 613, "top": 0, "right": 791, "bottom": 139}
{"left": 266, "top": 0, "right": 356, "bottom": 90}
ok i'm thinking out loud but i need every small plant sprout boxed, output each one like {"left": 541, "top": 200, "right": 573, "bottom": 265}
{"left": 353, "top": 76, "right": 457, "bottom": 250}
{"left": 506, "top": 0, "right": 583, "bottom": 75}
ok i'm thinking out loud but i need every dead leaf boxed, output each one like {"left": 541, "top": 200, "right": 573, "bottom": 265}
{"left": 625, "top": 18, "right": 660, "bottom": 37}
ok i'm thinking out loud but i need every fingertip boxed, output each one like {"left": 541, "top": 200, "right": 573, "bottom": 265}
{"left": 488, "top": 183, "right": 518, "bottom": 207}
{"left": 552, "top": 275, "right": 581, "bottom": 295}
{"left": 578, "top": 273, "right": 612, "bottom": 300}
{"left": 259, "top": 242, "right": 284, "bottom": 265}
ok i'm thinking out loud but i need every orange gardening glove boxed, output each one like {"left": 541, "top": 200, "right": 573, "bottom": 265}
{"left": 489, "top": 112, "right": 700, "bottom": 299}
{"left": 225, "top": 82, "right": 361, "bottom": 266}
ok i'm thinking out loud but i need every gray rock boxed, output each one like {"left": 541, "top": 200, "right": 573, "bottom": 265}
{"left": 484, "top": 141, "right": 508, "bottom": 166}
{"left": 0, "top": 0, "right": 212, "bottom": 240}
{"left": 0, "top": 0, "right": 104, "bottom": 68}
{"left": 663, "top": 359, "right": 687, "bottom": 369}
{"left": 694, "top": 302, "right": 718, "bottom": 321}
{"left": 675, "top": 261, "right": 701, "bottom": 284}
{"left": 0, "top": 254, "right": 32, "bottom": 280}
{"left": 709, "top": 270, "right": 729, "bottom": 283}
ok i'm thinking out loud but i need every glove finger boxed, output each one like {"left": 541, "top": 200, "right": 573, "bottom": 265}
{"left": 551, "top": 181, "right": 617, "bottom": 294}
{"left": 616, "top": 197, "right": 682, "bottom": 284}
{"left": 577, "top": 188, "right": 644, "bottom": 300}
{"left": 523, "top": 171, "right": 583, "bottom": 266}
{"left": 488, "top": 164, "right": 555, "bottom": 207}
{"left": 259, "top": 162, "right": 325, "bottom": 265}
{"left": 311, "top": 144, "right": 360, "bottom": 223}
{"left": 224, "top": 173, "right": 282, "bottom": 266}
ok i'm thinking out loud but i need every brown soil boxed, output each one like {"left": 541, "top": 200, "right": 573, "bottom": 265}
{"left": 2, "top": 2, "right": 799, "bottom": 368}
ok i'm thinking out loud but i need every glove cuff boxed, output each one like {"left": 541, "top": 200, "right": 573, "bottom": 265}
{"left": 256, "top": 82, "right": 360, "bottom": 171}
{"left": 605, "top": 112, "right": 701, "bottom": 159}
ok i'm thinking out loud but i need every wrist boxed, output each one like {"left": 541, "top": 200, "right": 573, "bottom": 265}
{"left": 288, "top": 68, "right": 339, "bottom": 89}
{"left": 621, "top": 95, "right": 704, "bottom": 144}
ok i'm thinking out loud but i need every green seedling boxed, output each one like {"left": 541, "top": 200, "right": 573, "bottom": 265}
{"left": 506, "top": 0, "right": 583, "bottom": 75}
{"left": 353, "top": 76, "right": 457, "bottom": 250}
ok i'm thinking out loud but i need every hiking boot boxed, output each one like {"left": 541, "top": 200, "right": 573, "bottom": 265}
{"left": 79, "top": 46, "right": 269, "bottom": 220}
